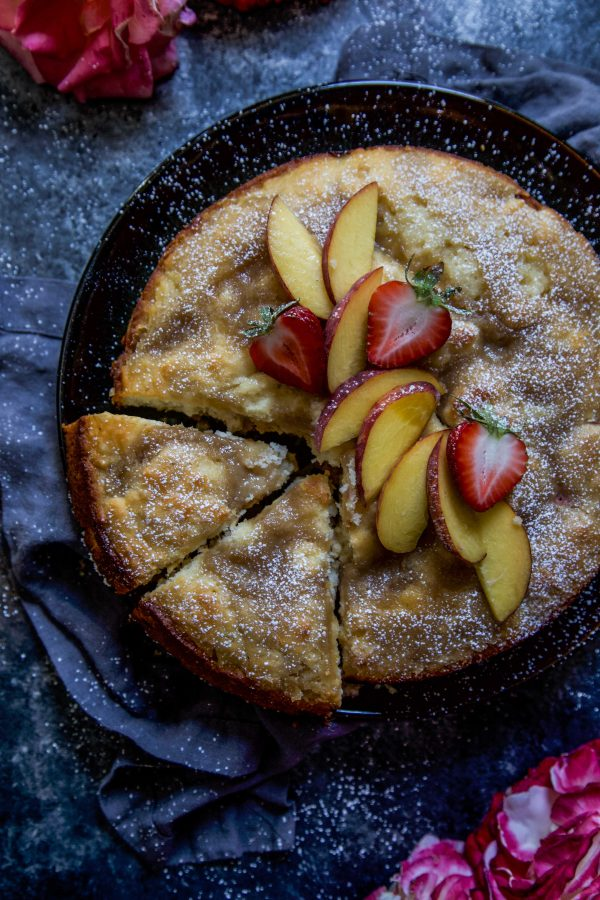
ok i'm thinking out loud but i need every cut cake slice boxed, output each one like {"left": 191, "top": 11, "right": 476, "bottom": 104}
{"left": 132, "top": 475, "right": 342, "bottom": 715}
{"left": 63, "top": 413, "right": 295, "bottom": 594}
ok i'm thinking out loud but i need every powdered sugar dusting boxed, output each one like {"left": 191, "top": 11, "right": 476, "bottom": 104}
{"left": 68, "top": 413, "right": 295, "bottom": 591}
{"left": 142, "top": 475, "right": 341, "bottom": 709}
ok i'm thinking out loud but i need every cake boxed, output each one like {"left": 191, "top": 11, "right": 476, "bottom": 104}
{"left": 133, "top": 475, "right": 341, "bottom": 714}
{"left": 63, "top": 413, "right": 295, "bottom": 593}
{"left": 64, "top": 146, "right": 600, "bottom": 715}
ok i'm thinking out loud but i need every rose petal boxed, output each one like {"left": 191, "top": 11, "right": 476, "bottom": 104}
{"left": 57, "top": 27, "right": 120, "bottom": 94}
{"left": 511, "top": 755, "right": 556, "bottom": 795}
{"left": 399, "top": 837, "right": 475, "bottom": 899}
{"left": 552, "top": 788, "right": 600, "bottom": 827}
{"left": 545, "top": 828, "right": 600, "bottom": 898}
{"left": 80, "top": 0, "right": 111, "bottom": 36}
{"left": 20, "top": 30, "right": 61, "bottom": 53}
{"left": 0, "top": 28, "right": 44, "bottom": 81}
{"left": 216, "top": 0, "right": 283, "bottom": 10}
{"left": 363, "top": 888, "right": 393, "bottom": 900}
{"left": 127, "top": 0, "right": 164, "bottom": 44}
{"left": 0, "top": 0, "right": 193, "bottom": 100}
{"left": 535, "top": 829, "right": 592, "bottom": 879}
{"left": 13, "top": 0, "right": 85, "bottom": 54}
{"left": 497, "top": 785, "right": 556, "bottom": 862}
{"left": 550, "top": 741, "right": 600, "bottom": 794}
{"left": 148, "top": 37, "right": 178, "bottom": 79}
{"left": 0, "top": 0, "right": 19, "bottom": 31}
{"left": 464, "top": 792, "right": 503, "bottom": 873}
{"left": 414, "top": 834, "right": 446, "bottom": 852}
{"left": 478, "top": 840, "right": 514, "bottom": 900}
{"left": 1, "top": 0, "right": 86, "bottom": 85}
{"left": 128, "top": 0, "right": 195, "bottom": 42}
{"left": 431, "top": 873, "right": 476, "bottom": 899}
{"left": 179, "top": 6, "right": 196, "bottom": 25}
{"left": 73, "top": 43, "right": 154, "bottom": 99}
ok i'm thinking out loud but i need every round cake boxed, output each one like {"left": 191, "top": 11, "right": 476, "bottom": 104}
{"left": 63, "top": 146, "right": 600, "bottom": 715}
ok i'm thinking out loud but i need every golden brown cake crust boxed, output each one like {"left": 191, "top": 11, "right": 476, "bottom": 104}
{"left": 63, "top": 413, "right": 295, "bottom": 594}
{"left": 132, "top": 476, "right": 342, "bottom": 715}
{"left": 132, "top": 601, "right": 336, "bottom": 716}
{"left": 64, "top": 416, "right": 137, "bottom": 593}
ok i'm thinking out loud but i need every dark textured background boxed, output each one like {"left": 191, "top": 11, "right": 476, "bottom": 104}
{"left": 1, "top": 1, "right": 599, "bottom": 897}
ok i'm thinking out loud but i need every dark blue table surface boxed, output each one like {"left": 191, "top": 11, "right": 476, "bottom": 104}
{"left": 1, "top": 1, "right": 598, "bottom": 897}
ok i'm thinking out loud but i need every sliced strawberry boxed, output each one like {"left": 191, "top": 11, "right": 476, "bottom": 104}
{"left": 447, "top": 401, "right": 528, "bottom": 511}
{"left": 367, "top": 262, "right": 462, "bottom": 368}
{"left": 244, "top": 301, "right": 327, "bottom": 394}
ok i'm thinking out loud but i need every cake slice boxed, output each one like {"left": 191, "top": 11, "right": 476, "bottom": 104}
{"left": 132, "top": 475, "right": 342, "bottom": 715}
{"left": 63, "top": 413, "right": 295, "bottom": 593}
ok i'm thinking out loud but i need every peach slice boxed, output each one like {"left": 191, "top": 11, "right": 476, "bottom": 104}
{"left": 315, "top": 368, "right": 444, "bottom": 453}
{"left": 377, "top": 430, "right": 447, "bottom": 553}
{"left": 322, "top": 182, "right": 378, "bottom": 302}
{"left": 325, "top": 267, "right": 384, "bottom": 392}
{"left": 356, "top": 382, "right": 439, "bottom": 503}
{"left": 476, "top": 501, "right": 531, "bottom": 622}
{"left": 427, "top": 431, "right": 486, "bottom": 563}
{"left": 267, "top": 195, "right": 333, "bottom": 319}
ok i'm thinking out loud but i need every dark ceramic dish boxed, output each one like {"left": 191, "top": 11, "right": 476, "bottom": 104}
{"left": 58, "top": 81, "right": 600, "bottom": 718}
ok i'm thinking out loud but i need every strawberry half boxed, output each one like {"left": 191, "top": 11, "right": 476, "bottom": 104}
{"left": 367, "top": 262, "right": 463, "bottom": 367}
{"left": 243, "top": 301, "right": 327, "bottom": 394}
{"left": 447, "top": 400, "right": 528, "bottom": 511}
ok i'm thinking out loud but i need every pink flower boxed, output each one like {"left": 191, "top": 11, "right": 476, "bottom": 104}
{"left": 466, "top": 739, "right": 600, "bottom": 899}
{"left": 365, "top": 740, "right": 600, "bottom": 899}
{"left": 397, "top": 836, "right": 478, "bottom": 899}
{"left": 365, "top": 836, "right": 478, "bottom": 899}
{"left": 363, "top": 889, "right": 393, "bottom": 900}
{"left": 0, "top": 0, "right": 196, "bottom": 101}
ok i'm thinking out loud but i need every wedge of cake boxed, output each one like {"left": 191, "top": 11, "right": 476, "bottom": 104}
{"left": 63, "top": 413, "right": 295, "bottom": 593}
{"left": 132, "top": 475, "right": 342, "bottom": 715}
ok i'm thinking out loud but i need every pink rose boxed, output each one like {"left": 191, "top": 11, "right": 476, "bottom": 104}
{"left": 397, "top": 836, "right": 478, "bottom": 899}
{"left": 365, "top": 740, "right": 600, "bottom": 899}
{"left": 465, "top": 739, "right": 600, "bottom": 898}
{"left": 0, "top": 0, "right": 196, "bottom": 101}
{"left": 363, "top": 889, "right": 394, "bottom": 900}
{"left": 366, "top": 836, "right": 478, "bottom": 899}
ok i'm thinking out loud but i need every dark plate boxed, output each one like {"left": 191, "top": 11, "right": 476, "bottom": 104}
{"left": 58, "top": 81, "right": 600, "bottom": 719}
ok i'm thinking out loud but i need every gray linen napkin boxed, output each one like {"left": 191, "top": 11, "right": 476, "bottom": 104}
{"left": 0, "top": 276, "right": 358, "bottom": 865}
{"left": 336, "top": 22, "right": 600, "bottom": 164}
